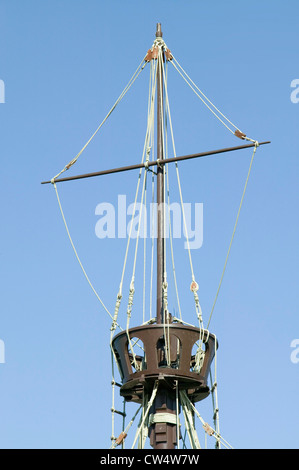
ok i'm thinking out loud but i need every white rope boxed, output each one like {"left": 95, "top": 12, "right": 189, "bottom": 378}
{"left": 143, "top": 167, "right": 147, "bottom": 324}
{"left": 209, "top": 334, "right": 221, "bottom": 448}
{"left": 171, "top": 60, "right": 235, "bottom": 135}
{"left": 172, "top": 56, "right": 239, "bottom": 132}
{"left": 181, "top": 390, "right": 233, "bottom": 449}
{"left": 161, "top": 59, "right": 205, "bottom": 345}
{"left": 110, "top": 350, "right": 116, "bottom": 444}
{"left": 109, "top": 60, "right": 158, "bottom": 442}
{"left": 110, "top": 59, "right": 158, "bottom": 333}
{"left": 180, "top": 390, "right": 201, "bottom": 449}
{"left": 52, "top": 181, "right": 116, "bottom": 324}
{"left": 149, "top": 169, "right": 155, "bottom": 321}
{"left": 131, "top": 381, "right": 159, "bottom": 449}
{"left": 137, "top": 393, "right": 149, "bottom": 449}
{"left": 156, "top": 48, "right": 172, "bottom": 365}
{"left": 171, "top": 55, "right": 258, "bottom": 147}
{"left": 126, "top": 164, "right": 149, "bottom": 368}
{"left": 110, "top": 404, "right": 143, "bottom": 449}
{"left": 121, "top": 59, "right": 158, "bottom": 366}
{"left": 164, "top": 61, "right": 182, "bottom": 320}
{"left": 161, "top": 62, "right": 195, "bottom": 279}
{"left": 176, "top": 381, "right": 180, "bottom": 449}
{"left": 149, "top": 59, "right": 156, "bottom": 321}
{"left": 52, "top": 58, "right": 148, "bottom": 182}
{"left": 166, "top": 164, "right": 183, "bottom": 321}
{"left": 207, "top": 141, "right": 259, "bottom": 329}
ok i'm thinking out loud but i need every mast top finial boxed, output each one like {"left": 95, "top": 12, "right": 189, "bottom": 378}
{"left": 156, "top": 23, "right": 163, "bottom": 38}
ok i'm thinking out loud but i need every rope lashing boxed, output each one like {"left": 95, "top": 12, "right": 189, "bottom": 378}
{"left": 111, "top": 291, "right": 122, "bottom": 333}
{"left": 148, "top": 412, "right": 178, "bottom": 426}
{"left": 126, "top": 279, "right": 139, "bottom": 370}
{"left": 190, "top": 280, "right": 203, "bottom": 325}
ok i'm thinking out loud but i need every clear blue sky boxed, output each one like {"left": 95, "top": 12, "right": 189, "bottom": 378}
{"left": 0, "top": 0, "right": 298, "bottom": 449}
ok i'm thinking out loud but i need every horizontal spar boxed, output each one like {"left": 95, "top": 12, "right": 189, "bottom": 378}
{"left": 41, "top": 141, "right": 271, "bottom": 184}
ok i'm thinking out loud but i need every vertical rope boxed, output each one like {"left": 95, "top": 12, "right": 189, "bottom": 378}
{"left": 110, "top": 59, "right": 158, "bottom": 332}
{"left": 176, "top": 380, "right": 180, "bottom": 449}
{"left": 161, "top": 61, "right": 204, "bottom": 327}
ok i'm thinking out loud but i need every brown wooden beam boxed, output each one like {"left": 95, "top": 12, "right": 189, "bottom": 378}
{"left": 41, "top": 140, "right": 270, "bottom": 185}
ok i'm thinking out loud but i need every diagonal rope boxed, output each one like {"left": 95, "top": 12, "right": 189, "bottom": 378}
{"left": 52, "top": 57, "right": 148, "bottom": 182}
{"left": 207, "top": 141, "right": 259, "bottom": 329}
{"left": 171, "top": 58, "right": 235, "bottom": 136}
{"left": 131, "top": 381, "right": 159, "bottom": 449}
{"left": 171, "top": 56, "right": 239, "bottom": 133}
{"left": 110, "top": 59, "right": 158, "bottom": 334}
{"left": 181, "top": 390, "right": 233, "bottom": 449}
{"left": 52, "top": 181, "right": 117, "bottom": 325}
{"left": 171, "top": 55, "right": 258, "bottom": 147}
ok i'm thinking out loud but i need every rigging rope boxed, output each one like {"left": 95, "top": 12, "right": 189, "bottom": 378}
{"left": 171, "top": 55, "right": 258, "bottom": 146}
{"left": 161, "top": 55, "right": 206, "bottom": 376}
{"left": 52, "top": 57, "right": 148, "bottom": 182}
{"left": 110, "top": 58, "right": 158, "bottom": 335}
{"left": 171, "top": 57, "right": 236, "bottom": 136}
{"left": 109, "top": 44, "right": 258, "bottom": 449}
{"left": 131, "top": 381, "right": 159, "bottom": 449}
{"left": 209, "top": 334, "right": 220, "bottom": 448}
{"left": 126, "top": 165, "right": 149, "bottom": 369}
{"left": 52, "top": 181, "right": 116, "bottom": 324}
{"left": 164, "top": 71, "right": 183, "bottom": 322}
{"left": 180, "top": 390, "right": 233, "bottom": 449}
{"left": 49, "top": 34, "right": 262, "bottom": 450}
{"left": 50, "top": 56, "right": 149, "bottom": 328}
{"left": 167, "top": 53, "right": 260, "bottom": 333}
{"left": 110, "top": 404, "right": 142, "bottom": 449}
{"left": 207, "top": 140, "right": 259, "bottom": 329}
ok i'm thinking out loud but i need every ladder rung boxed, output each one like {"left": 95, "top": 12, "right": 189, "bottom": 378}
{"left": 111, "top": 380, "right": 122, "bottom": 388}
{"left": 111, "top": 408, "right": 126, "bottom": 417}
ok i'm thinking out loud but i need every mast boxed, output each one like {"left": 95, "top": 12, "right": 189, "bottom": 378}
{"left": 149, "top": 23, "right": 177, "bottom": 450}
{"left": 156, "top": 22, "right": 164, "bottom": 326}
{"left": 42, "top": 22, "right": 270, "bottom": 451}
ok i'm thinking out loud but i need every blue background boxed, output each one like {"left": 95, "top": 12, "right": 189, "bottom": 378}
{"left": 0, "top": 0, "right": 298, "bottom": 449}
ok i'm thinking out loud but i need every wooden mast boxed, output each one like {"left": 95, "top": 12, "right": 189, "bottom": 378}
{"left": 156, "top": 22, "right": 164, "bottom": 326}
{"left": 149, "top": 23, "right": 177, "bottom": 450}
